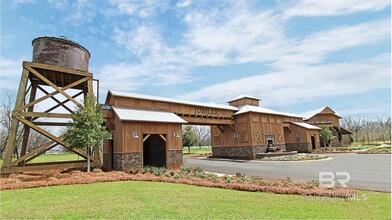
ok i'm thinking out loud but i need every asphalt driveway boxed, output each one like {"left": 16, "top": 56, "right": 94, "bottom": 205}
{"left": 184, "top": 153, "right": 391, "bottom": 191}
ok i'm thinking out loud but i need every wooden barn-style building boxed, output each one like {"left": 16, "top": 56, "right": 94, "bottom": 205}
{"left": 102, "top": 91, "right": 325, "bottom": 171}
{"left": 300, "top": 107, "right": 353, "bottom": 146}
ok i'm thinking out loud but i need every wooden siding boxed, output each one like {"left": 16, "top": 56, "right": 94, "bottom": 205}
{"left": 249, "top": 113, "right": 285, "bottom": 146}
{"left": 305, "top": 114, "right": 340, "bottom": 128}
{"left": 107, "top": 95, "right": 235, "bottom": 125}
{"left": 228, "top": 98, "right": 259, "bottom": 107}
{"left": 211, "top": 112, "right": 290, "bottom": 147}
{"left": 284, "top": 124, "right": 320, "bottom": 144}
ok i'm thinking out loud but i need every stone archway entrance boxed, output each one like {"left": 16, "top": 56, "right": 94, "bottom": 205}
{"left": 143, "top": 134, "right": 166, "bottom": 167}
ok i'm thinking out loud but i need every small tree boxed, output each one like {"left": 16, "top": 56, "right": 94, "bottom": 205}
{"left": 194, "top": 125, "right": 210, "bottom": 148}
{"left": 182, "top": 125, "right": 198, "bottom": 154}
{"left": 320, "top": 127, "right": 333, "bottom": 147}
{"left": 64, "top": 95, "right": 109, "bottom": 172}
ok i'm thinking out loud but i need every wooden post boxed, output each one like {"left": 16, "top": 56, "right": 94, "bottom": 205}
{"left": 20, "top": 82, "right": 38, "bottom": 160}
{"left": 1, "top": 68, "right": 30, "bottom": 174}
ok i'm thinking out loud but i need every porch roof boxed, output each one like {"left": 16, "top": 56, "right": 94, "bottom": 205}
{"left": 112, "top": 107, "right": 187, "bottom": 123}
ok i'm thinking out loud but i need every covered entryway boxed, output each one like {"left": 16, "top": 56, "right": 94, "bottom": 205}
{"left": 311, "top": 135, "right": 316, "bottom": 150}
{"left": 143, "top": 134, "right": 167, "bottom": 167}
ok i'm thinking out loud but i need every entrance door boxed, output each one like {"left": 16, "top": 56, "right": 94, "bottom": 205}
{"left": 143, "top": 134, "right": 166, "bottom": 167}
{"left": 311, "top": 135, "right": 316, "bottom": 150}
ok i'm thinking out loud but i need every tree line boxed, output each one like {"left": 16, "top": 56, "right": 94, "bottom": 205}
{"left": 341, "top": 116, "right": 391, "bottom": 143}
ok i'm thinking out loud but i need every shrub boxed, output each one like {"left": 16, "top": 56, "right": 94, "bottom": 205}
{"left": 235, "top": 172, "right": 246, "bottom": 178}
{"left": 208, "top": 173, "right": 220, "bottom": 183}
{"left": 192, "top": 167, "right": 204, "bottom": 173}
{"left": 142, "top": 166, "right": 152, "bottom": 174}
{"left": 195, "top": 171, "right": 206, "bottom": 179}
{"left": 164, "top": 173, "right": 172, "bottom": 177}
{"left": 236, "top": 177, "right": 245, "bottom": 183}
{"left": 283, "top": 177, "right": 295, "bottom": 187}
{"left": 153, "top": 167, "right": 166, "bottom": 176}
{"left": 174, "top": 173, "right": 181, "bottom": 179}
{"left": 129, "top": 168, "right": 140, "bottom": 175}
{"left": 250, "top": 176, "right": 263, "bottom": 184}
{"left": 223, "top": 175, "right": 233, "bottom": 183}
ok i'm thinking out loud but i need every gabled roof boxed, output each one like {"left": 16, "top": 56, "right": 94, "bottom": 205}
{"left": 228, "top": 95, "right": 260, "bottom": 102}
{"left": 340, "top": 127, "right": 353, "bottom": 134}
{"left": 290, "top": 122, "right": 321, "bottom": 130}
{"left": 300, "top": 107, "right": 341, "bottom": 120}
{"left": 234, "top": 105, "right": 303, "bottom": 118}
{"left": 108, "top": 90, "right": 238, "bottom": 111}
{"left": 112, "top": 107, "right": 187, "bottom": 123}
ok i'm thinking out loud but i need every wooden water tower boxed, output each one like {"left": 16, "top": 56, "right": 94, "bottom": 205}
{"left": 1, "top": 37, "right": 100, "bottom": 175}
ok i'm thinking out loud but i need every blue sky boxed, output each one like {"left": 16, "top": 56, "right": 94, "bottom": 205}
{"left": 0, "top": 0, "right": 390, "bottom": 119}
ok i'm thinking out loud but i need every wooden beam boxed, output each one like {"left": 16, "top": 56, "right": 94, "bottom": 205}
{"left": 159, "top": 134, "right": 167, "bottom": 142}
{"left": 25, "top": 61, "right": 92, "bottom": 77}
{"left": 24, "top": 65, "right": 83, "bottom": 108}
{"left": 218, "top": 126, "right": 224, "bottom": 133}
{"left": 12, "top": 138, "right": 60, "bottom": 165}
{"left": 33, "top": 122, "right": 71, "bottom": 126}
{"left": 2, "top": 68, "right": 30, "bottom": 170}
{"left": 20, "top": 82, "right": 38, "bottom": 158}
{"left": 17, "top": 76, "right": 90, "bottom": 112}
{"left": 180, "top": 116, "right": 234, "bottom": 125}
{"left": 143, "top": 134, "right": 151, "bottom": 143}
{"left": 36, "top": 85, "right": 75, "bottom": 114}
{"left": 25, "top": 144, "right": 59, "bottom": 163}
{"left": 14, "top": 116, "right": 98, "bottom": 162}
{"left": 7, "top": 161, "right": 100, "bottom": 173}
{"left": 16, "top": 112, "right": 73, "bottom": 119}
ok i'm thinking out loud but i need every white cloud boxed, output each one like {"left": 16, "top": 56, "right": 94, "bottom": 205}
{"left": 177, "top": 53, "right": 390, "bottom": 107}
{"left": 12, "top": 0, "right": 36, "bottom": 5}
{"left": 46, "top": 0, "right": 69, "bottom": 9}
{"left": 176, "top": 0, "right": 191, "bottom": 8}
{"left": 283, "top": 0, "right": 390, "bottom": 18}
{"left": 0, "top": 57, "right": 26, "bottom": 90}
{"left": 271, "top": 19, "right": 391, "bottom": 69}
{"left": 112, "top": 26, "right": 164, "bottom": 56}
{"left": 104, "top": 1, "right": 390, "bottom": 96}
{"left": 109, "top": 0, "right": 169, "bottom": 17}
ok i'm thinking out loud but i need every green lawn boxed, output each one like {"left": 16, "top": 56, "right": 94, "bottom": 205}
{"left": 0, "top": 181, "right": 390, "bottom": 219}
{"left": 183, "top": 146, "right": 211, "bottom": 157}
{"left": 365, "top": 146, "right": 391, "bottom": 153}
{"left": 0, "top": 154, "right": 83, "bottom": 167}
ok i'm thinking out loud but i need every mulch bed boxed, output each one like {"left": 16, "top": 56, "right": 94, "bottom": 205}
{"left": 0, "top": 169, "right": 357, "bottom": 198}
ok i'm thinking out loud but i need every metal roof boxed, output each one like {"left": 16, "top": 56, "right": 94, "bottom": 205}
{"left": 109, "top": 90, "right": 238, "bottom": 111}
{"left": 300, "top": 107, "right": 341, "bottom": 120}
{"left": 228, "top": 95, "right": 260, "bottom": 102}
{"left": 112, "top": 107, "right": 187, "bottom": 123}
{"left": 291, "top": 122, "right": 321, "bottom": 130}
{"left": 234, "top": 105, "right": 303, "bottom": 118}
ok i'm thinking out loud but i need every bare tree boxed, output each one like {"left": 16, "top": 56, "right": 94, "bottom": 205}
{"left": 0, "top": 92, "right": 24, "bottom": 158}
{"left": 0, "top": 91, "right": 49, "bottom": 158}
{"left": 194, "top": 125, "right": 210, "bottom": 148}
{"left": 341, "top": 116, "right": 365, "bottom": 141}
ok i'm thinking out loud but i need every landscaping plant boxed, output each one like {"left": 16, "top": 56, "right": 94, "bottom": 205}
{"left": 63, "top": 95, "right": 109, "bottom": 172}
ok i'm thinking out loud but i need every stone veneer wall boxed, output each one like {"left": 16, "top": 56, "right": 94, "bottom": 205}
{"left": 110, "top": 151, "right": 183, "bottom": 170}
{"left": 113, "top": 152, "right": 142, "bottom": 170}
{"left": 212, "top": 146, "right": 254, "bottom": 159}
{"left": 286, "top": 143, "right": 312, "bottom": 153}
{"left": 167, "top": 150, "right": 183, "bottom": 169}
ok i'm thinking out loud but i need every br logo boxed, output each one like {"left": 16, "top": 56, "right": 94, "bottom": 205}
{"left": 319, "top": 172, "right": 351, "bottom": 188}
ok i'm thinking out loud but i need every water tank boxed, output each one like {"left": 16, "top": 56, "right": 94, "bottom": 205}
{"left": 32, "top": 37, "right": 90, "bottom": 72}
